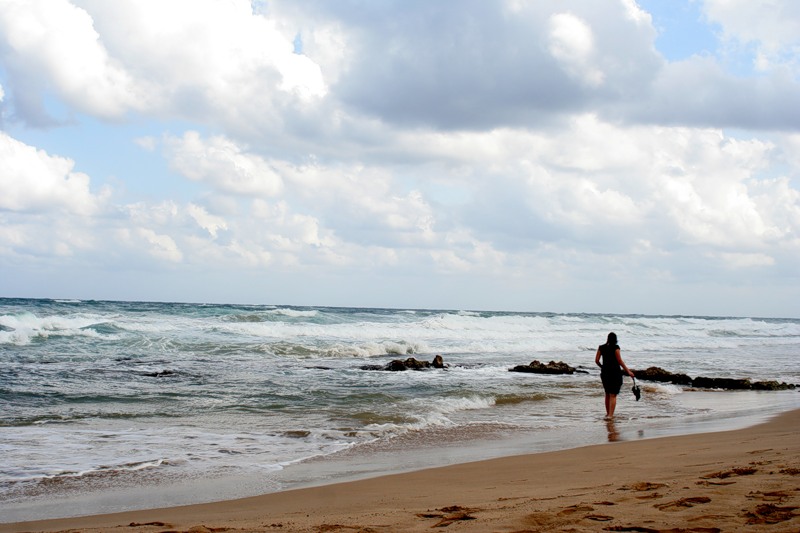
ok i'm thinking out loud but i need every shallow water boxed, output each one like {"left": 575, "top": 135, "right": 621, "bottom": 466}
{"left": 1, "top": 298, "right": 798, "bottom": 521}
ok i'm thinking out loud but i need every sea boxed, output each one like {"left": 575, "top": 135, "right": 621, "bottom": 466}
{"left": 1, "top": 298, "right": 798, "bottom": 522}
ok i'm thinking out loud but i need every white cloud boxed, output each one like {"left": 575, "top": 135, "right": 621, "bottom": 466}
{"left": 620, "top": 0, "right": 651, "bottom": 26}
{"left": 79, "top": 0, "right": 328, "bottom": 112}
{"left": 711, "top": 251, "right": 775, "bottom": 268}
{"left": 164, "top": 132, "right": 283, "bottom": 197}
{"left": 281, "top": 161, "right": 440, "bottom": 248}
{"left": 0, "top": 131, "right": 107, "bottom": 214}
{"left": 134, "top": 136, "right": 157, "bottom": 152}
{"left": 0, "top": 0, "right": 142, "bottom": 120}
{"left": 187, "top": 204, "right": 228, "bottom": 239}
{"left": 382, "top": 116, "right": 797, "bottom": 258}
{"left": 250, "top": 199, "right": 331, "bottom": 249}
{"left": 0, "top": 0, "right": 326, "bottom": 126}
{"left": 135, "top": 228, "right": 183, "bottom": 263}
{"left": 548, "top": 12, "right": 605, "bottom": 86}
{"left": 702, "top": 0, "right": 800, "bottom": 72}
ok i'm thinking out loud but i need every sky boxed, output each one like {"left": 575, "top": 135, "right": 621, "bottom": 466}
{"left": 0, "top": 0, "right": 799, "bottom": 318}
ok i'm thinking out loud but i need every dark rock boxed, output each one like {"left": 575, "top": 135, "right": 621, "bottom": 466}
{"left": 634, "top": 367, "right": 797, "bottom": 391}
{"left": 361, "top": 356, "right": 447, "bottom": 371}
{"left": 751, "top": 380, "right": 796, "bottom": 391}
{"left": 690, "top": 377, "right": 797, "bottom": 391}
{"left": 358, "top": 364, "right": 385, "bottom": 371}
{"left": 634, "top": 366, "right": 692, "bottom": 386}
{"left": 386, "top": 357, "right": 430, "bottom": 371}
{"left": 142, "top": 370, "right": 175, "bottom": 378}
{"left": 691, "top": 376, "right": 752, "bottom": 390}
{"left": 509, "top": 360, "right": 576, "bottom": 375}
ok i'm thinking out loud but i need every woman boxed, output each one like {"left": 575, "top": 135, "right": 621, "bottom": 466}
{"left": 595, "top": 332, "right": 635, "bottom": 418}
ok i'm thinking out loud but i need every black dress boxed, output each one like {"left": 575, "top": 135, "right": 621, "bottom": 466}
{"left": 599, "top": 343, "right": 622, "bottom": 395}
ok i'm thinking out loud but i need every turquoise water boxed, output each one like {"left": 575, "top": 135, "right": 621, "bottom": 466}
{"left": 1, "top": 298, "right": 798, "bottom": 521}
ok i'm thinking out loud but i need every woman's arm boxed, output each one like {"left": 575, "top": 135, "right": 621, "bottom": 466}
{"left": 615, "top": 348, "right": 635, "bottom": 377}
{"left": 595, "top": 348, "right": 602, "bottom": 368}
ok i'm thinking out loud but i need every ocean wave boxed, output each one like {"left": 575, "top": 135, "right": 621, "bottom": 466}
{"left": 0, "top": 312, "right": 122, "bottom": 345}
{"left": 1, "top": 459, "right": 167, "bottom": 485}
{"left": 288, "top": 340, "right": 427, "bottom": 358}
{"left": 268, "top": 308, "right": 319, "bottom": 318}
{"left": 225, "top": 313, "right": 266, "bottom": 323}
{"left": 494, "top": 392, "right": 549, "bottom": 405}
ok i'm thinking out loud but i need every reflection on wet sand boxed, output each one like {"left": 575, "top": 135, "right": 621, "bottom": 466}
{"left": 606, "top": 418, "right": 619, "bottom": 442}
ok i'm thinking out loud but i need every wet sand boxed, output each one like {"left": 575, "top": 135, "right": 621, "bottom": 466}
{"left": 2, "top": 409, "right": 799, "bottom": 532}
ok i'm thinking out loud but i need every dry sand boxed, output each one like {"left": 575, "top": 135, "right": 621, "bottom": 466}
{"left": 2, "top": 410, "right": 799, "bottom": 533}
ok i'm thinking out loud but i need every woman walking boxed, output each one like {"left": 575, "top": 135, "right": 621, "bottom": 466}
{"left": 595, "top": 332, "right": 635, "bottom": 418}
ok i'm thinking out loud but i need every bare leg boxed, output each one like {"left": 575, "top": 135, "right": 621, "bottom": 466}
{"left": 607, "top": 394, "right": 618, "bottom": 418}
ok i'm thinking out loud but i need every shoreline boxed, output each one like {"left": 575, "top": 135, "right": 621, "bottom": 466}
{"left": 3, "top": 390, "right": 794, "bottom": 524}
{"left": 3, "top": 408, "right": 798, "bottom": 532}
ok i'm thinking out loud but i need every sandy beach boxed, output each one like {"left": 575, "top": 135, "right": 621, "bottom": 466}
{"left": 2, "top": 409, "right": 798, "bottom": 533}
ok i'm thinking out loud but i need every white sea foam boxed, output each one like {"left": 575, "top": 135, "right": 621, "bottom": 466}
{"left": 0, "top": 313, "right": 116, "bottom": 345}
{"left": 268, "top": 308, "right": 319, "bottom": 318}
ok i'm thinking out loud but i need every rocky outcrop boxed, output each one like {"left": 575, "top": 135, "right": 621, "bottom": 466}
{"left": 361, "top": 355, "right": 447, "bottom": 371}
{"left": 633, "top": 366, "right": 692, "bottom": 386}
{"left": 634, "top": 366, "right": 796, "bottom": 391}
{"left": 692, "top": 377, "right": 796, "bottom": 391}
{"left": 509, "top": 360, "right": 578, "bottom": 375}
{"left": 361, "top": 359, "right": 795, "bottom": 389}
{"left": 751, "top": 380, "right": 797, "bottom": 391}
{"left": 691, "top": 376, "right": 753, "bottom": 390}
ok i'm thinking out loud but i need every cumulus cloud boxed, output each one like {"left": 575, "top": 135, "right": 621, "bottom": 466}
{"left": 702, "top": 0, "right": 800, "bottom": 72}
{"left": 187, "top": 204, "right": 228, "bottom": 239}
{"left": 0, "top": 0, "right": 142, "bottom": 122}
{"left": 0, "top": 131, "right": 107, "bottom": 214}
{"left": 628, "top": 55, "right": 800, "bottom": 129}
{"left": 135, "top": 228, "right": 183, "bottom": 263}
{"left": 0, "top": 0, "right": 326, "bottom": 127}
{"left": 3, "top": 0, "right": 797, "bottom": 137}
{"left": 0, "top": 0, "right": 799, "bottom": 314}
{"left": 384, "top": 116, "right": 797, "bottom": 264}
{"left": 164, "top": 132, "right": 284, "bottom": 197}
{"left": 323, "top": 0, "right": 661, "bottom": 130}
{"left": 281, "top": 161, "right": 439, "bottom": 247}
{"left": 548, "top": 12, "right": 605, "bottom": 87}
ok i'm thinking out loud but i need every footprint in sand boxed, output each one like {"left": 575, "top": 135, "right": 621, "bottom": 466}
{"left": 557, "top": 504, "right": 594, "bottom": 516}
{"left": 654, "top": 496, "right": 711, "bottom": 511}
{"left": 742, "top": 503, "right": 799, "bottom": 525}
{"left": 701, "top": 466, "right": 757, "bottom": 479}
{"left": 696, "top": 479, "right": 736, "bottom": 486}
{"left": 583, "top": 513, "right": 614, "bottom": 521}
{"left": 416, "top": 505, "right": 478, "bottom": 527}
{"left": 747, "top": 490, "right": 792, "bottom": 503}
{"left": 603, "top": 526, "right": 721, "bottom": 532}
{"left": 635, "top": 492, "right": 664, "bottom": 500}
{"left": 619, "top": 481, "right": 667, "bottom": 492}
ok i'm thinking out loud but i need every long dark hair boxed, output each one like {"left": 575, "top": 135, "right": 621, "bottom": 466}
{"left": 606, "top": 332, "right": 617, "bottom": 347}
